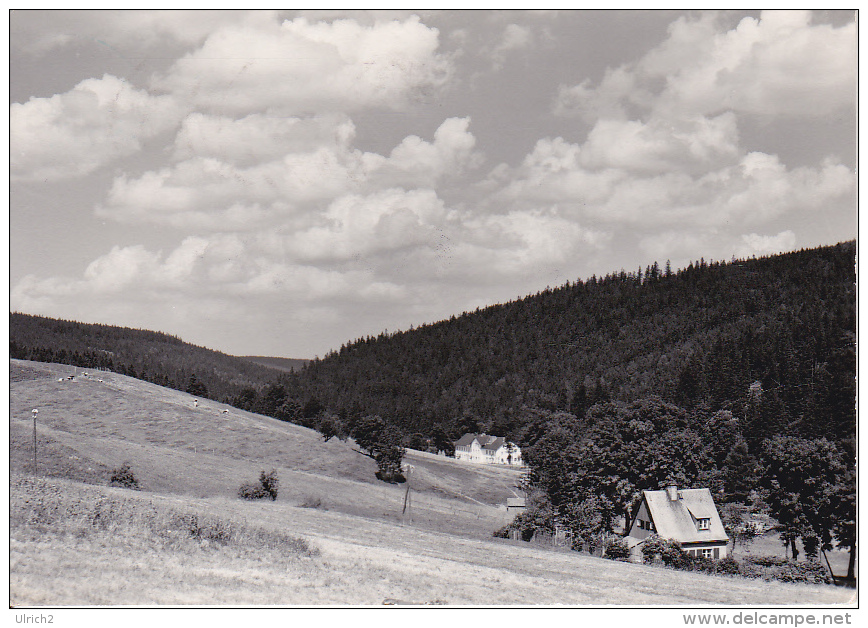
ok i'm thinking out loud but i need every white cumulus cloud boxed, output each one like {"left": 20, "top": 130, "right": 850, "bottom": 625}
{"left": 489, "top": 139, "right": 855, "bottom": 228}
{"left": 11, "top": 74, "right": 182, "bottom": 181}
{"left": 10, "top": 10, "right": 260, "bottom": 55}
{"left": 556, "top": 10, "right": 856, "bottom": 120}
{"left": 98, "top": 116, "right": 480, "bottom": 231}
{"left": 152, "top": 14, "right": 452, "bottom": 115}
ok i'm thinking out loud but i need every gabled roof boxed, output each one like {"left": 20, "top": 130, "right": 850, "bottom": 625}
{"left": 481, "top": 436, "right": 505, "bottom": 451}
{"left": 643, "top": 488, "right": 728, "bottom": 544}
{"left": 455, "top": 433, "right": 477, "bottom": 446}
{"left": 454, "top": 433, "right": 514, "bottom": 450}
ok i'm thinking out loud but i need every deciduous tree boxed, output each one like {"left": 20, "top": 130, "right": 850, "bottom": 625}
{"left": 759, "top": 436, "right": 847, "bottom": 561}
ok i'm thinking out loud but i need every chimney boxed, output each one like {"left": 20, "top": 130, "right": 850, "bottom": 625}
{"left": 666, "top": 485, "right": 679, "bottom": 502}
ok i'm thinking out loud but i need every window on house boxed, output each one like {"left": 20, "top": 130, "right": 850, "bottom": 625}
{"left": 638, "top": 520, "right": 645, "bottom": 530}
{"left": 648, "top": 521, "right": 655, "bottom": 531}
{"left": 702, "top": 548, "right": 713, "bottom": 559}
{"left": 698, "top": 518, "right": 711, "bottom": 530}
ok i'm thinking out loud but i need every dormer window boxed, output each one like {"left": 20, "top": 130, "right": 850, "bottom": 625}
{"left": 697, "top": 518, "right": 711, "bottom": 531}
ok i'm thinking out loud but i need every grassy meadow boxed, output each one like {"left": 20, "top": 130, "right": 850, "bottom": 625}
{"left": 8, "top": 359, "right": 856, "bottom": 606}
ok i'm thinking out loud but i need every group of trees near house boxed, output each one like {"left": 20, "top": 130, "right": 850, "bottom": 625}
{"left": 516, "top": 396, "right": 855, "bottom": 579}
{"left": 283, "top": 241, "right": 854, "bottom": 573}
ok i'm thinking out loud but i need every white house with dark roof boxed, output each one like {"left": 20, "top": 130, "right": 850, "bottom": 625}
{"left": 625, "top": 485, "right": 729, "bottom": 561}
{"left": 454, "top": 433, "right": 523, "bottom": 466}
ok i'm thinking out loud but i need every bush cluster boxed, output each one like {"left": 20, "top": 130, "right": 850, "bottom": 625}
{"left": 640, "top": 535, "right": 832, "bottom": 584}
{"left": 642, "top": 536, "right": 683, "bottom": 566}
{"left": 238, "top": 469, "right": 279, "bottom": 501}
{"left": 492, "top": 525, "right": 510, "bottom": 539}
{"left": 174, "top": 513, "right": 234, "bottom": 545}
{"left": 603, "top": 537, "right": 631, "bottom": 560}
{"left": 493, "top": 496, "right": 557, "bottom": 542}
{"left": 741, "top": 556, "right": 832, "bottom": 584}
{"left": 109, "top": 463, "right": 140, "bottom": 490}
{"left": 771, "top": 560, "right": 832, "bottom": 584}
{"left": 747, "top": 555, "right": 788, "bottom": 567}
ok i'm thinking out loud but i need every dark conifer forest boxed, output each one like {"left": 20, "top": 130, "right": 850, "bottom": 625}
{"left": 285, "top": 241, "right": 855, "bottom": 448}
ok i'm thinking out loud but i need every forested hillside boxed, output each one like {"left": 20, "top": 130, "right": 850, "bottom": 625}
{"left": 280, "top": 241, "right": 855, "bottom": 578}
{"left": 10, "top": 241, "right": 856, "bottom": 578}
{"left": 9, "top": 314, "right": 289, "bottom": 404}
{"left": 285, "top": 241, "right": 855, "bottom": 447}
{"left": 241, "top": 356, "right": 310, "bottom": 373}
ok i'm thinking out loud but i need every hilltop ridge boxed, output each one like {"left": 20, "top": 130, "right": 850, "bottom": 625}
{"left": 285, "top": 241, "right": 855, "bottom": 443}
{"left": 9, "top": 241, "right": 856, "bottom": 450}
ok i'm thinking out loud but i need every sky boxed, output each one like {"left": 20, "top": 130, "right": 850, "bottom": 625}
{"left": 8, "top": 9, "right": 858, "bottom": 359}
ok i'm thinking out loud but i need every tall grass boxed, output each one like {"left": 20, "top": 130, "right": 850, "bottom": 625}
{"left": 10, "top": 475, "right": 318, "bottom": 558}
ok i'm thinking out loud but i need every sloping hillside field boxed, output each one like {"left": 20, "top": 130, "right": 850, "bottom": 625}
{"left": 9, "top": 360, "right": 854, "bottom": 606}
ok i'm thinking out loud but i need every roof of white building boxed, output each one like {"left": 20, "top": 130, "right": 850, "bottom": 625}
{"left": 455, "top": 433, "right": 477, "bottom": 447}
{"left": 453, "top": 433, "right": 520, "bottom": 451}
{"left": 481, "top": 436, "right": 505, "bottom": 451}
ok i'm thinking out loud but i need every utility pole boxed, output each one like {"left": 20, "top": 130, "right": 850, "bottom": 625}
{"left": 31, "top": 409, "right": 38, "bottom": 475}
{"left": 402, "top": 464, "right": 414, "bottom": 525}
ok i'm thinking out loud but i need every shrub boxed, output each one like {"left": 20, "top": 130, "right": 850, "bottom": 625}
{"left": 374, "top": 445, "right": 406, "bottom": 483}
{"left": 259, "top": 469, "right": 279, "bottom": 501}
{"left": 571, "top": 530, "right": 605, "bottom": 555}
{"left": 603, "top": 537, "right": 631, "bottom": 560}
{"left": 238, "top": 483, "right": 267, "bottom": 500}
{"left": 109, "top": 463, "right": 140, "bottom": 490}
{"left": 497, "top": 495, "right": 558, "bottom": 542}
{"left": 492, "top": 525, "right": 510, "bottom": 539}
{"left": 743, "top": 557, "right": 831, "bottom": 584}
{"left": 660, "top": 543, "right": 692, "bottom": 570}
{"left": 641, "top": 536, "right": 688, "bottom": 567}
{"left": 239, "top": 469, "right": 279, "bottom": 501}
{"left": 375, "top": 468, "right": 406, "bottom": 483}
{"left": 562, "top": 497, "right": 607, "bottom": 555}
{"left": 175, "top": 513, "right": 234, "bottom": 545}
{"left": 641, "top": 535, "right": 667, "bottom": 563}
{"left": 711, "top": 556, "right": 742, "bottom": 575}
{"left": 748, "top": 555, "right": 788, "bottom": 567}
{"left": 641, "top": 537, "right": 743, "bottom": 575}
{"left": 773, "top": 560, "right": 831, "bottom": 585}
{"left": 299, "top": 495, "right": 322, "bottom": 509}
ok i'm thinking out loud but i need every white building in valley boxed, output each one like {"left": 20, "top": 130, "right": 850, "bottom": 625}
{"left": 454, "top": 433, "right": 523, "bottom": 466}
